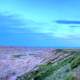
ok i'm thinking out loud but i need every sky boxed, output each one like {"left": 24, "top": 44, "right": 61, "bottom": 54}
{"left": 0, "top": 0, "right": 80, "bottom": 47}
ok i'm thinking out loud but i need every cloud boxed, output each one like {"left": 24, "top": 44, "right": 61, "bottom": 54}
{"left": 1, "top": 12, "right": 80, "bottom": 40}
{"left": 55, "top": 20, "right": 80, "bottom": 24}
{"left": 48, "top": 20, "right": 80, "bottom": 39}
{"left": 69, "top": 26, "right": 80, "bottom": 27}
{"left": 0, "top": 13, "right": 37, "bottom": 33}
{"left": 0, "top": 13, "right": 25, "bottom": 28}
{"left": 0, "top": 12, "right": 55, "bottom": 41}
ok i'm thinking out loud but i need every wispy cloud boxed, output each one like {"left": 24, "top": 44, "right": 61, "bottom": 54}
{"left": 1, "top": 12, "right": 80, "bottom": 40}
{"left": 55, "top": 20, "right": 80, "bottom": 24}
{"left": 51, "top": 20, "right": 80, "bottom": 39}
{"left": 0, "top": 13, "right": 25, "bottom": 28}
{"left": 0, "top": 13, "right": 36, "bottom": 33}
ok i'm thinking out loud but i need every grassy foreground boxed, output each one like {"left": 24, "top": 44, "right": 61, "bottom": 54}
{"left": 16, "top": 49, "right": 80, "bottom": 80}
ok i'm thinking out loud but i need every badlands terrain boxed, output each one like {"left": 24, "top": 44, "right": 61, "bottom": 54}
{"left": 0, "top": 47, "right": 80, "bottom": 80}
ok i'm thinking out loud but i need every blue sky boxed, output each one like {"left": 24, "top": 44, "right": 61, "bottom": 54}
{"left": 0, "top": 0, "right": 80, "bottom": 47}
